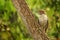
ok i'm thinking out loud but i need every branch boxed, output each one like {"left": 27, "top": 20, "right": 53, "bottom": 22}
{"left": 12, "top": 0, "right": 49, "bottom": 40}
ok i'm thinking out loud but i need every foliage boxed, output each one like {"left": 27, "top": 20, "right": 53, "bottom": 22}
{"left": 0, "top": 0, "right": 32, "bottom": 40}
{"left": 0, "top": 0, "right": 60, "bottom": 40}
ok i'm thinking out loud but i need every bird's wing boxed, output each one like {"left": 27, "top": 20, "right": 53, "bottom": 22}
{"left": 45, "top": 20, "right": 48, "bottom": 32}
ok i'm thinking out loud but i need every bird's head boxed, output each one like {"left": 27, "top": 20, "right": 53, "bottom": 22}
{"left": 39, "top": 10, "right": 45, "bottom": 15}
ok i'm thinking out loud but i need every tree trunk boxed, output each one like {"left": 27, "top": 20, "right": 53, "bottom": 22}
{"left": 12, "top": 0, "right": 49, "bottom": 40}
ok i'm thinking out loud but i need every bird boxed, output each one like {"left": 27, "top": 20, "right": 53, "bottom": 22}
{"left": 38, "top": 10, "right": 48, "bottom": 32}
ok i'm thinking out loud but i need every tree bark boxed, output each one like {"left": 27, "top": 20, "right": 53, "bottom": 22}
{"left": 12, "top": 0, "right": 49, "bottom": 40}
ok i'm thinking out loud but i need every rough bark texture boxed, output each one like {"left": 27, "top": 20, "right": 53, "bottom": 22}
{"left": 12, "top": 0, "right": 49, "bottom": 40}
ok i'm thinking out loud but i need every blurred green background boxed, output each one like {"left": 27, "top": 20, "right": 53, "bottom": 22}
{"left": 0, "top": 0, "right": 60, "bottom": 40}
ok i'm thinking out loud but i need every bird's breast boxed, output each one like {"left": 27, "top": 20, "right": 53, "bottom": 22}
{"left": 38, "top": 15, "right": 48, "bottom": 25}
